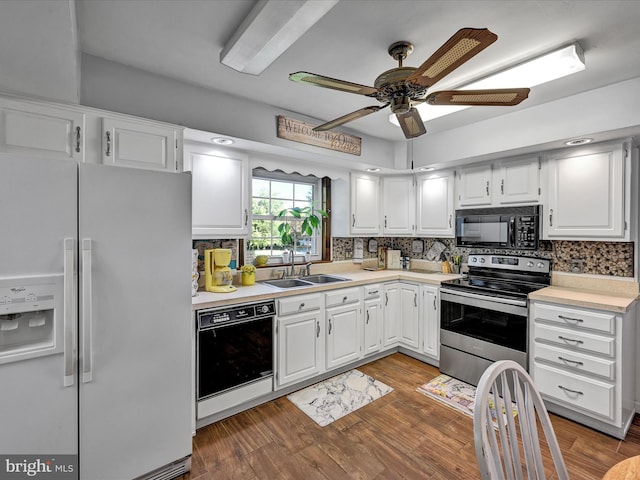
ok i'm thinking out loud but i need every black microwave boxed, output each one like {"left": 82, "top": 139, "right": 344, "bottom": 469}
{"left": 455, "top": 205, "right": 540, "bottom": 250}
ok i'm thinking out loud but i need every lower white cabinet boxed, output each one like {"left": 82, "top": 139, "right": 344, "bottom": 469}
{"left": 383, "top": 282, "right": 420, "bottom": 351}
{"left": 382, "top": 283, "right": 400, "bottom": 347}
{"left": 420, "top": 285, "right": 440, "bottom": 360}
{"left": 530, "top": 300, "right": 637, "bottom": 439}
{"left": 325, "top": 288, "right": 362, "bottom": 370}
{"left": 275, "top": 294, "right": 324, "bottom": 389}
{"left": 363, "top": 284, "right": 382, "bottom": 356}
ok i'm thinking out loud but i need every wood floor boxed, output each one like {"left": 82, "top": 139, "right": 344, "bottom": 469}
{"left": 181, "top": 353, "right": 640, "bottom": 479}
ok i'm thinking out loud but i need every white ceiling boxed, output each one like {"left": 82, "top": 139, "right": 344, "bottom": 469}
{"left": 3, "top": 1, "right": 640, "bottom": 143}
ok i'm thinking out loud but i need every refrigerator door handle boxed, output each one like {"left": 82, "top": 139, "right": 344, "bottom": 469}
{"left": 82, "top": 238, "right": 93, "bottom": 383}
{"left": 63, "top": 237, "right": 76, "bottom": 387}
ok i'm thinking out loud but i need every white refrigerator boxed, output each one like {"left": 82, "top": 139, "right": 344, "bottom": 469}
{"left": 0, "top": 155, "right": 192, "bottom": 479}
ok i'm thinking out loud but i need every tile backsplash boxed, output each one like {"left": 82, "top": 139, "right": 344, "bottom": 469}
{"left": 331, "top": 237, "right": 634, "bottom": 278}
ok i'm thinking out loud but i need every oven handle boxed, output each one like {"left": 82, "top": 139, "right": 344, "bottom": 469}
{"left": 440, "top": 289, "right": 527, "bottom": 310}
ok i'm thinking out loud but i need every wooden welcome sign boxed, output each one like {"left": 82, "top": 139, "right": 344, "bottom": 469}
{"left": 277, "top": 115, "right": 361, "bottom": 156}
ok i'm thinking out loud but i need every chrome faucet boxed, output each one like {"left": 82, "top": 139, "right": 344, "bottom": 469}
{"left": 288, "top": 252, "right": 296, "bottom": 278}
{"left": 305, "top": 262, "right": 312, "bottom": 276}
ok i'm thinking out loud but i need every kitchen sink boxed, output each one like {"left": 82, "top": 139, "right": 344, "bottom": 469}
{"left": 262, "top": 278, "right": 314, "bottom": 289}
{"left": 299, "top": 274, "right": 350, "bottom": 284}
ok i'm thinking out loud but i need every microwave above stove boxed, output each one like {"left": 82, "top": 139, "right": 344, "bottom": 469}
{"left": 455, "top": 205, "right": 540, "bottom": 250}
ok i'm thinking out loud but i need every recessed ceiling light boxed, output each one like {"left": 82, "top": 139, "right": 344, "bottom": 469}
{"left": 211, "top": 137, "right": 235, "bottom": 145}
{"left": 418, "top": 167, "right": 435, "bottom": 172}
{"left": 564, "top": 138, "right": 593, "bottom": 146}
{"left": 366, "top": 168, "right": 381, "bottom": 172}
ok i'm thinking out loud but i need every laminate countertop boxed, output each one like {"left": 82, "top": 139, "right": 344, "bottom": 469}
{"left": 192, "top": 269, "right": 460, "bottom": 311}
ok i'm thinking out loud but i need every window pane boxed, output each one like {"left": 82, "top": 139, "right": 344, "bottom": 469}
{"left": 293, "top": 199, "right": 311, "bottom": 210}
{"left": 252, "top": 178, "right": 270, "bottom": 198}
{"left": 270, "top": 199, "right": 292, "bottom": 216}
{"left": 252, "top": 198, "right": 271, "bottom": 216}
{"left": 294, "top": 183, "right": 313, "bottom": 201}
{"left": 271, "top": 181, "right": 293, "bottom": 199}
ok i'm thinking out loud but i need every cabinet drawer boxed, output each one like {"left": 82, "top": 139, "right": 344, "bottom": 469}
{"left": 278, "top": 294, "right": 321, "bottom": 316}
{"left": 533, "top": 363, "right": 615, "bottom": 421}
{"left": 533, "top": 342, "right": 615, "bottom": 380}
{"left": 532, "top": 303, "right": 615, "bottom": 334}
{"left": 325, "top": 288, "right": 360, "bottom": 308}
{"left": 363, "top": 284, "right": 381, "bottom": 299}
{"left": 534, "top": 323, "right": 614, "bottom": 357}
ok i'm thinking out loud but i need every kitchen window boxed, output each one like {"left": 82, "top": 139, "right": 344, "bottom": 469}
{"left": 250, "top": 169, "right": 329, "bottom": 262}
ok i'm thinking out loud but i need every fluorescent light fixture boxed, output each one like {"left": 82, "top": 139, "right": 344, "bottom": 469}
{"left": 391, "top": 43, "right": 585, "bottom": 126}
{"left": 220, "top": 0, "right": 339, "bottom": 75}
{"left": 212, "top": 137, "right": 235, "bottom": 145}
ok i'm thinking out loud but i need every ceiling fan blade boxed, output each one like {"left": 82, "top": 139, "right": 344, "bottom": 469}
{"left": 290, "top": 71, "right": 379, "bottom": 96}
{"left": 426, "top": 88, "right": 530, "bottom": 106}
{"left": 396, "top": 108, "right": 426, "bottom": 139}
{"left": 407, "top": 28, "right": 498, "bottom": 88}
{"left": 314, "top": 104, "right": 389, "bottom": 131}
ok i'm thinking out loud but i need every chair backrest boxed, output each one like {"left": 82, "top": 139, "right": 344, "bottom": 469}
{"left": 473, "top": 360, "right": 570, "bottom": 480}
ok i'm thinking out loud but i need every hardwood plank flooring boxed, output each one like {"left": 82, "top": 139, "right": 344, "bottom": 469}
{"left": 180, "top": 353, "right": 640, "bottom": 479}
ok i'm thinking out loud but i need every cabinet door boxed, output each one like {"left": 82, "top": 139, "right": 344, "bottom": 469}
{"left": 0, "top": 97, "right": 84, "bottom": 161}
{"left": 399, "top": 283, "right": 420, "bottom": 350}
{"left": 350, "top": 173, "right": 380, "bottom": 235}
{"left": 363, "top": 298, "right": 382, "bottom": 356}
{"left": 185, "top": 144, "right": 250, "bottom": 238}
{"left": 416, "top": 172, "right": 454, "bottom": 237}
{"left": 276, "top": 311, "right": 323, "bottom": 389}
{"left": 544, "top": 142, "right": 625, "bottom": 239}
{"left": 382, "top": 284, "right": 400, "bottom": 347}
{"left": 102, "top": 117, "right": 180, "bottom": 171}
{"left": 326, "top": 304, "right": 361, "bottom": 370}
{"left": 496, "top": 157, "right": 540, "bottom": 204}
{"left": 382, "top": 176, "right": 415, "bottom": 235}
{"left": 457, "top": 164, "right": 492, "bottom": 207}
{"left": 421, "top": 285, "right": 439, "bottom": 359}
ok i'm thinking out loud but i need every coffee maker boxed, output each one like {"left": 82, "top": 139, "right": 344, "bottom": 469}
{"left": 204, "top": 248, "right": 237, "bottom": 293}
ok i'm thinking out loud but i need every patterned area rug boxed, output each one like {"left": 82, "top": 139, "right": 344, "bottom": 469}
{"left": 417, "top": 374, "right": 517, "bottom": 426}
{"left": 288, "top": 369, "right": 393, "bottom": 427}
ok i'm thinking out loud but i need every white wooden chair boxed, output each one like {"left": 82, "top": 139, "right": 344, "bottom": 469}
{"left": 473, "top": 360, "right": 570, "bottom": 480}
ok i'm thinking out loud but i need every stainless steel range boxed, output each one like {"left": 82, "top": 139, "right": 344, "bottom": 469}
{"left": 439, "top": 254, "right": 551, "bottom": 386}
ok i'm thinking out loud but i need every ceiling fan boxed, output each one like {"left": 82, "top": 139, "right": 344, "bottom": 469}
{"left": 289, "top": 28, "right": 530, "bottom": 139}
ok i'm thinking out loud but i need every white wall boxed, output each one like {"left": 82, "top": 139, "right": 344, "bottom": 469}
{"left": 80, "top": 54, "right": 396, "bottom": 171}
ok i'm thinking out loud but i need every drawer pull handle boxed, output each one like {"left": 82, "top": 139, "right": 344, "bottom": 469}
{"left": 343, "top": 296, "right": 348, "bottom": 303}
{"left": 559, "top": 315, "right": 584, "bottom": 323}
{"left": 558, "top": 356, "right": 584, "bottom": 366}
{"left": 558, "top": 385, "right": 584, "bottom": 396}
{"left": 299, "top": 302, "right": 305, "bottom": 310}
{"left": 558, "top": 335, "right": 583, "bottom": 345}
{"left": 369, "top": 290, "right": 378, "bottom": 295}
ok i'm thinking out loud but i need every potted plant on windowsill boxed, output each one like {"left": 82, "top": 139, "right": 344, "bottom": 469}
{"left": 276, "top": 205, "right": 328, "bottom": 265}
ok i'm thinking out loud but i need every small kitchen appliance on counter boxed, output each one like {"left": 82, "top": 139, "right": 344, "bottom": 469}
{"left": 204, "top": 248, "right": 237, "bottom": 293}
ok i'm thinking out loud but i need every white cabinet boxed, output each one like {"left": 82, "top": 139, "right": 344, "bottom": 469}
{"left": 399, "top": 283, "right": 420, "bottom": 350}
{"left": 101, "top": 117, "right": 181, "bottom": 172}
{"left": 382, "top": 176, "right": 415, "bottom": 235}
{"left": 382, "top": 283, "right": 400, "bottom": 348}
{"left": 420, "top": 285, "right": 439, "bottom": 360}
{"left": 494, "top": 157, "right": 540, "bottom": 205}
{"left": 456, "top": 164, "right": 492, "bottom": 207}
{"left": 530, "top": 300, "right": 636, "bottom": 439}
{"left": 543, "top": 141, "right": 628, "bottom": 240}
{"left": 0, "top": 96, "right": 85, "bottom": 161}
{"left": 416, "top": 171, "right": 454, "bottom": 237}
{"left": 350, "top": 173, "right": 380, "bottom": 235}
{"left": 185, "top": 142, "right": 250, "bottom": 238}
{"left": 275, "top": 294, "right": 324, "bottom": 389}
{"left": 325, "top": 288, "right": 362, "bottom": 370}
{"left": 363, "top": 284, "right": 382, "bottom": 356}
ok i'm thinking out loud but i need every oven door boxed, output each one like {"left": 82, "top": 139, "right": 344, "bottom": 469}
{"left": 197, "top": 317, "right": 274, "bottom": 400}
{"left": 440, "top": 289, "right": 528, "bottom": 353}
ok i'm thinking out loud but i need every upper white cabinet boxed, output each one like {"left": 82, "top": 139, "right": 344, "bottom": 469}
{"left": 101, "top": 117, "right": 180, "bottom": 172}
{"left": 350, "top": 173, "right": 380, "bottom": 235}
{"left": 382, "top": 176, "right": 415, "bottom": 235}
{"left": 494, "top": 157, "right": 540, "bottom": 205}
{"left": 456, "top": 164, "right": 492, "bottom": 207}
{"left": 543, "top": 141, "right": 629, "bottom": 240}
{"left": 0, "top": 96, "right": 85, "bottom": 161}
{"left": 416, "top": 171, "right": 454, "bottom": 237}
{"left": 185, "top": 142, "right": 250, "bottom": 238}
